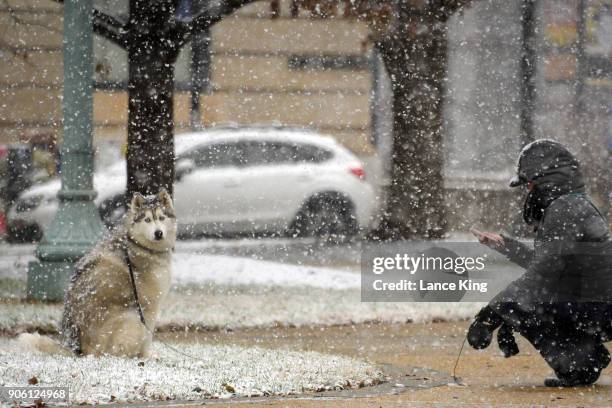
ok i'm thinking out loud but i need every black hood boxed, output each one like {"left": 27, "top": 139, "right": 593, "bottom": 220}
{"left": 511, "top": 140, "right": 585, "bottom": 225}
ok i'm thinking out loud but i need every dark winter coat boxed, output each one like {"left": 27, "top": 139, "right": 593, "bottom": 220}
{"left": 491, "top": 141, "right": 612, "bottom": 309}
{"left": 492, "top": 194, "right": 612, "bottom": 306}
{"left": 470, "top": 140, "right": 612, "bottom": 383}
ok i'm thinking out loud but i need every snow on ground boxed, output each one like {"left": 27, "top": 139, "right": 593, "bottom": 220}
{"left": 0, "top": 287, "right": 481, "bottom": 333}
{"left": 0, "top": 252, "right": 482, "bottom": 333}
{"left": 0, "top": 338, "right": 382, "bottom": 404}
{"left": 0, "top": 250, "right": 359, "bottom": 289}
{"left": 173, "top": 254, "right": 359, "bottom": 289}
{"left": 161, "top": 287, "right": 482, "bottom": 329}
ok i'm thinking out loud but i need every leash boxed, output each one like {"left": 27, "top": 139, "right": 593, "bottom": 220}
{"left": 125, "top": 248, "right": 146, "bottom": 325}
{"left": 451, "top": 333, "right": 468, "bottom": 385}
{"left": 123, "top": 246, "right": 210, "bottom": 362}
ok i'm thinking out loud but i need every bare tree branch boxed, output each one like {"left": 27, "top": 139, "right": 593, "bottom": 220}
{"left": 93, "top": 8, "right": 127, "bottom": 31}
{"left": 93, "top": 22, "right": 127, "bottom": 48}
{"left": 432, "top": 0, "right": 472, "bottom": 21}
{"left": 29, "top": 1, "right": 129, "bottom": 48}
{"left": 171, "top": 0, "right": 256, "bottom": 50}
{"left": 93, "top": 8, "right": 128, "bottom": 48}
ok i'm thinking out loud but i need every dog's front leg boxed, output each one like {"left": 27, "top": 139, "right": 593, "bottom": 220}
{"left": 104, "top": 311, "right": 150, "bottom": 358}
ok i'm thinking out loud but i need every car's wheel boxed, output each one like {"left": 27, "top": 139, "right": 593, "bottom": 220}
{"left": 99, "top": 195, "right": 126, "bottom": 230}
{"left": 290, "top": 193, "right": 358, "bottom": 244}
{"left": 6, "top": 223, "right": 42, "bottom": 243}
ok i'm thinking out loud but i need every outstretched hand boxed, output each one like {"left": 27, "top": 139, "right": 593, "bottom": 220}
{"left": 471, "top": 228, "right": 505, "bottom": 249}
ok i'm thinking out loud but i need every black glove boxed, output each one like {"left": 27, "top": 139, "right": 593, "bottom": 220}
{"left": 497, "top": 323, "right": 519, "bottom": 358}
{"left": 468, "top": 306, "right": 503, "bottom": 350}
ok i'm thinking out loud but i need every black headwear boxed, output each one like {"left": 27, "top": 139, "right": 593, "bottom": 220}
{"left": 510, "top": 140, "right": 585, "bottom": 225}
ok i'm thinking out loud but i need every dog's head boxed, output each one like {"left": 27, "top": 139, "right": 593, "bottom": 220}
{"left": 126, "top": 189, "right": 177, "bottom": 252}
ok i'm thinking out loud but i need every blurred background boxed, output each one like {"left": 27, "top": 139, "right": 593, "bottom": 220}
{"left": 0, "top": 0, "right": 610, "bottom": 243}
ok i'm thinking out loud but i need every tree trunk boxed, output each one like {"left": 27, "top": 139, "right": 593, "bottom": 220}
{"left": 126, "top": 0, "right": 178, "bottom": 198}
{"left": 519, "top": 0, "right": 536, "bottom": 147}
{"left": 376, "top": 7, "right": 448, "bottom": 239}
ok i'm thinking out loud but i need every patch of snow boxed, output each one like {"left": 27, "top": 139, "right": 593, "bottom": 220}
{"left": 172, "top": 254, "right": 360, "bottom": 290}
{"left": 0, "top": 303, "right": 59, "bottom": 333}
{"left": 0, "top": 287, "right": 482, "bottom": 333}
{"left": 0, "top": 250, "right": 359, "bottom": 290}
{"left": 0, "top": 253, "right": 33, "bottom": 281}
{"left": 0, "top": 253, "right": 482, "bottom": 333}
{"left": 174, "top": 237, "right": 316, "bottom": 251}
{"left": 0, "top": 339, "right": 382, "bottom": 404}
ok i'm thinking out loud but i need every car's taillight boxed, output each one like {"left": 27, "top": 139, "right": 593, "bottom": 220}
{"left": 349, "top": 167, "right": 366, "bottom": 180}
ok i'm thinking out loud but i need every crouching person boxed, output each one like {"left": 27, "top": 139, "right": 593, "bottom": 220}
{"left": 470, "top": 140, "right": 612, "bottom": 387}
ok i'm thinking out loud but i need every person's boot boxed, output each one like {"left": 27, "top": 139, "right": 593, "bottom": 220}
{"left": 544, "top": 376, "right": 596, "bottom": 387}
{"left": 544, "top": 377, "right": 569, "bottom": 387}
{"left": 544, "top": 346, "right": 606, "bottom": 387}
{"left": 595, "top": 343, "right": 611, "bottom": 371}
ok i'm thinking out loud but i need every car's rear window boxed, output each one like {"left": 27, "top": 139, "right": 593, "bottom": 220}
{"left": 183, "top": 141, "right": 333, "bottom": 168}
{"left": 244, "top": 141, "right": 332, "bottom": 165}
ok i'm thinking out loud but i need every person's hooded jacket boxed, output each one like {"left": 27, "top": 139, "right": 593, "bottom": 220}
{"left": 492, "top": 139, "right": 612, "bottom": 309}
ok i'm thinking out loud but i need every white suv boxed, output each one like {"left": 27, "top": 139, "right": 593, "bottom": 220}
{"left": 8, "top": 127, "right": 378, "bottom": 241}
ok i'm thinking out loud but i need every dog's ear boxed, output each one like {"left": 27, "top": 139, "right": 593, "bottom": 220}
{"left": 157, "top": 188, "right": 174, "bottom": 210}
{"left": 130, "top": 192, "right": 145, "bottom": 210}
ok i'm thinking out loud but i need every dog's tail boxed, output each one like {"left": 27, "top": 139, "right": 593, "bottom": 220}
{"left": 18, "top": 333, "right": 72, "bottom": 356}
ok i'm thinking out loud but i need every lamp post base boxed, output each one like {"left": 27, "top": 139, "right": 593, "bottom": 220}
{"left": 26, "top": 199, "right": 105, "bottom": 302}
{"left": 27, "top": 260, "right": 74, "bottom": 302}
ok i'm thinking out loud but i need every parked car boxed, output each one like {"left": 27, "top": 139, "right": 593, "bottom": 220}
{"left": 7, "top": 127, "right": 378, "bottom": 242}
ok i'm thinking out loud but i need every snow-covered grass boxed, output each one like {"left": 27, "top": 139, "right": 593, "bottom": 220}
{"left": 0, "top": 302, "right": 59, "bottom": 333}
{"left": 0, "top": 253, "right": 482, "bottom": 333}
{"left": 0, "top": 338, "right": 383, "bottom": 404}
{"left": 0, "top": 286, "right": 480, "bottom": 333}
{"left": 0, "top": 252, "right": 358, "bottom": 293}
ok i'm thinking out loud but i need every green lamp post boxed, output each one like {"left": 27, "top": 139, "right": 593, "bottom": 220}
{"left": 27, "top": 0, "right": 106, "bottom": 301}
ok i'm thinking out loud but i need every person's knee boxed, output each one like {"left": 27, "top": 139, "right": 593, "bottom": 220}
{"left": 545, "top": 341, "right": 609, "bottom": 385}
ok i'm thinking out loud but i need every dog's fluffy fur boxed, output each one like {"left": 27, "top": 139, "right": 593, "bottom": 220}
{"left": 20, "top": 190, "right": 176, "bottom": 358}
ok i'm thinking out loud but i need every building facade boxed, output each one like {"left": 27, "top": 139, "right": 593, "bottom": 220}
{"left": 1, "top": 0, "right": 609, "bottom": 231}
{"left": 0, "top": 0, "right": 376, "bottom": 155}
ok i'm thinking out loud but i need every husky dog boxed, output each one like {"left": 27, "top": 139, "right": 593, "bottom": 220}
{"left": 20, "top": 189, "right": 176, "bottom": 358}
